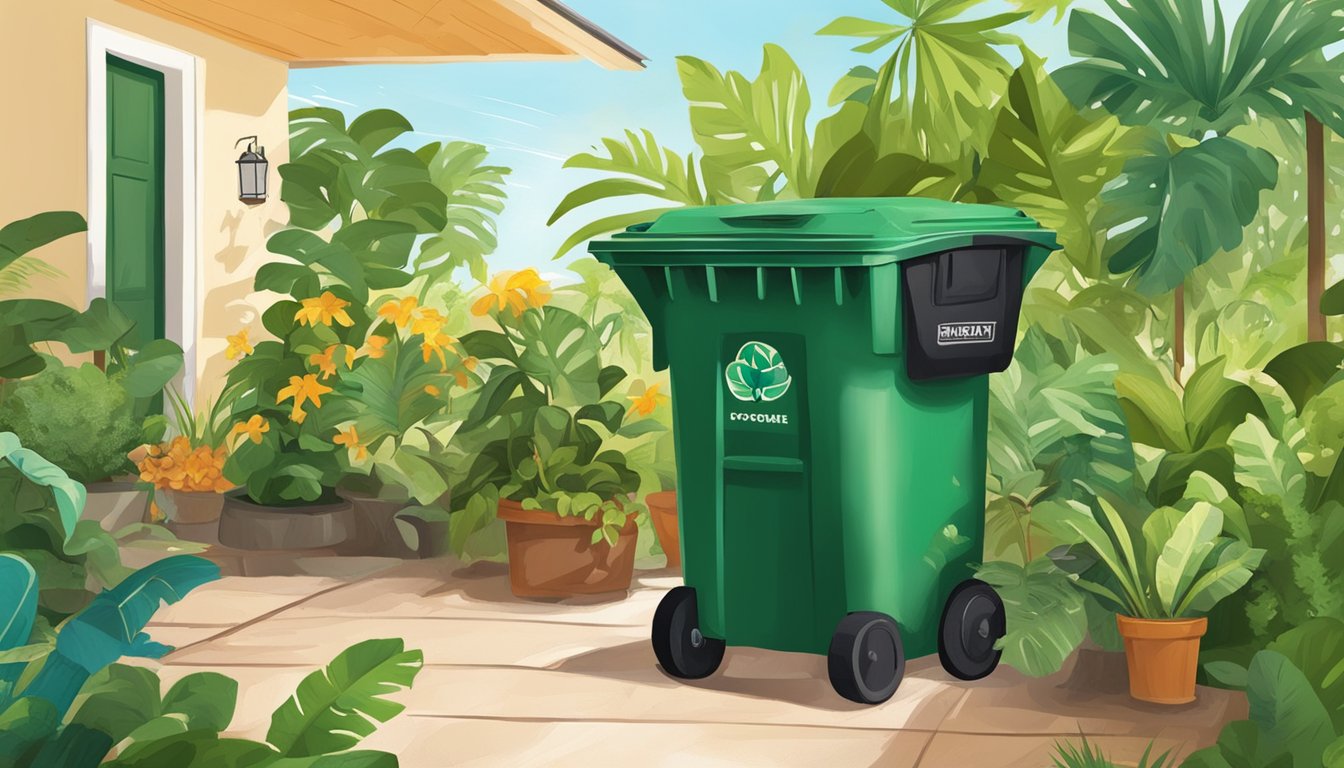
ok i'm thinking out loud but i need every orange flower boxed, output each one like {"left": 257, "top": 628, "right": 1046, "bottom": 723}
{"left": 308, "top": 345, "right": 353, "bottom": 380}
{"left": 470, "top": 269, "right": 551, "bottom": 317}
{"left": 410, "top": 307, "right": 447, "bottom": 338}
{"left": 361, "top": 335, "right": 389, "bottom": 359}
{"left": 421, "top": 332, "right": 458, "bottom": 371}
{"left": 277, "top": 374, "right": 333, "bottom": 424}
{"left": 295, "top": 291, "right": 354, "bottom": 327}
{"left": 424, "top": 384, "right": 441, "bottom": 396}
{"left": 627, "top": 383, "right": 669, "bottom": 417}
{"left": 136, "top": 435, "right": 233, "bottom": 494}
{"left": 333, "top": 425, "right": 367, "bottom": 461}
{"left": 377, "top": 296, "right": 418, "bottom": 328}
{"left": 452, "top": 356, "right": 479, "bottom": 389}
{"left": 230, "top": 415, "right": 269, "bottom": 445}
{"left": 226, "top": 328, "right": 253, "bottom": 360}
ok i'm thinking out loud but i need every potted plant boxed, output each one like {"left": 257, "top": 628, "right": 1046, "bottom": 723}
{"left": 0, "top": 330, "right": 183, "bottom": 532}
{"left": 450, "top": 269, "right": 665, "bottom": 597}
{"left": 220, "top": 279, "right": 472, "bottom": 551}
{"left": 133, "top": 389, "right": 235, "bottom": 534}
{"left": 1041, "top": 497, "right": 1265, "bottom": 704}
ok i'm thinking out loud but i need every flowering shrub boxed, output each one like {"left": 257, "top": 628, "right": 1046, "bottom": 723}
{"left": 222, "top": 284, "right": 474, "bottom": 507}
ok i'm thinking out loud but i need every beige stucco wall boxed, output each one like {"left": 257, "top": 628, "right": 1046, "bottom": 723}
{"left": 0, "top": 0, "right": 289, "bottom": 400}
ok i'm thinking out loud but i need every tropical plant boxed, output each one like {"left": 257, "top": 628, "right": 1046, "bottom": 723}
{"left": 975, "top": 558, "right": 1087, "bottom": 677}
{"left": 1050, "top": 734, "right": 1171, "bottom": 768}
{"left": 0, "top": 432, "right": 124, "bottom": 622}
{"left": 0, "top": 210, "right": 82, "bottom": 298}
{"left": 1114, "top": 356, "right": 1265, "bottom": 505}
{"left": 1187, "top": 618, "right": 1344, "bottom": 768}
{"left": 447, "top": 269, "right": 664, "bottom": 551}
{"left": 0, "top": 551, "right": 419, "bottom": 767}
{"left": 1040, "top": 495, "right": 1264, "bottom": 621}
{"left": 222, "top": 286, "right": 472, "bottom": 507}
{"left": 1055, "top": 0, "right": 1344, "bottom": 377}
{"left": 279, "top": 107, "right": 509, "bottom": 285}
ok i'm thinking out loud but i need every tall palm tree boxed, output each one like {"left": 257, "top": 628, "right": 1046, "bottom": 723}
{"left": 1055, "top": 0, "right": 1344, "bottom": 379}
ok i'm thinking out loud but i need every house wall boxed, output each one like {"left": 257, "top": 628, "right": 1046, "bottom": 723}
{"left": 0, "top": 0, "right": 290, "bottom": 400}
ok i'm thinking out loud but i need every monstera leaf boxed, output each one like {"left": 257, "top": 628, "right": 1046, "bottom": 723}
{"left": 978, "top": 54, "right": 1139, "bottom": 278}
{"left": 1098, "top": 135, "right": 1277, "bottom": 294}
{"left": 724, "top": 342, "right": 792, "bottom": 403}
{"left": 976, "top": 559, "right": 1087, "bottom": 677}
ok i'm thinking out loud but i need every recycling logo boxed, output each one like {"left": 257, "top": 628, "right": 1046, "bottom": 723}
{"left": 725, "top": 341, "right": 792, "bottom": 403}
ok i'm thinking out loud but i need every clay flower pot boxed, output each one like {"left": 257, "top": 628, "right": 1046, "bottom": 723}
{"left": 1116, "top": 615, "right": 1208, "bottom": 704}
{"left": 497, "top": 498, "right": 638, "bottom": 598}
{"left": 82, "top": 479, "right": 150, "bottom": 532}
{"left": 646, "top": 490, "right": 680, "bottom": 569}
{"left": 156, "top": 489, "right": 228, "bottom": 524}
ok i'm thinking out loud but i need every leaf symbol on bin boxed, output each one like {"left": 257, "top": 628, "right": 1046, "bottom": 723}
{"left": 725, "top": 341, "right": 792, "bottom": 403}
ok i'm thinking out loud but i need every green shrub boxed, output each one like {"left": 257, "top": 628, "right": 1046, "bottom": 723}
{"left": 0, "top": 365, "right": 163, "bottom": 484}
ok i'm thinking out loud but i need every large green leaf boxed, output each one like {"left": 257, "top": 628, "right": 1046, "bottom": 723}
{"left": 1267, "top": 618, "right": 1344, "bottom": 721}
{"left": 0, "top": 211, "right": 86, "bottom": 274}
{"left": 1056, "top": 0, "right": 1344, "bottom": 135}
{"left": 1154, "top": 502, "right": 1220, "bottom": 616}
{"left": 0, "top": 431, "right": 85, "bottom": 544}
{"left": 1246, "top": 650, "right": 1337, "bottom": 766}
{"left": 0, "top": 553, "right": 37, "bottom": 696}
{"left": 975, "top": 559, "right": 1086, "bottom": 676}
{"left": 677, "top": 44, "right": 812, "bottom": 201}
{"left": 549, "top": 130, "right": 704, "bottom": 259}
{"left": 266, "top": 637, "right": 423, "bottom": 757}
{"left": 977, "top": 54, "right": 1138, "bottom": 277}
{"left": 517, "top": 307, "right": 603, "bottom": 406}
{"left": 23, "top": 555, "right": 220, "bottom": 718}
{"left": 1098, "top": 135, "right": 1277, "bottom": 294}
{"left": 0, "top": 697, "right": 59, "bottom": 765}
{"left": 1230, "top": 415, "right": 1308, "bottom": 517}
{"left": 1264, "top": 342, "right": 1344, "bottom": 415}
{"left": 818, "top": 0, "right": 1026, "bottom": 153}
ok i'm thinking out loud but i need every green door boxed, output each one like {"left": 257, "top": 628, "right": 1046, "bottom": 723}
{"left": 106, "top": 55, "right": 165, "bottom": 348}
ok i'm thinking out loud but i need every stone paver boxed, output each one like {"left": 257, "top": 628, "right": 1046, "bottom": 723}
{"left": 136, "top": 555, "right": 1244, "bottom": 767}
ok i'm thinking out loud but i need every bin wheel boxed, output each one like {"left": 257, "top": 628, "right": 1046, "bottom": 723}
{"left": 938, "top": 579, "right": 1006, "bottom": 681}
{"left": 652, "top": 587, "right": 725, "bottom": 679}
{"left": 828, "top": 611, "right": 905, "bottom": 704}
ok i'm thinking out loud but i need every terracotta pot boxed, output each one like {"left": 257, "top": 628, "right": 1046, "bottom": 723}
{"left": 156, "top": 489, "right": 228, "bottom": 524}
{"left": 646, "top": 491, "right": 680, "bottom": 569}
{"left": 497, "top": 498, "right": 638, "bottom": 598}
{"left": 217, "top": 491, "right": 354, "bottom": 551}
{"left": 1116, "top": 615, "right": 1208, "bottom": 704}
{"left": 82, "top": 480, "right": 150, "bottom": 532}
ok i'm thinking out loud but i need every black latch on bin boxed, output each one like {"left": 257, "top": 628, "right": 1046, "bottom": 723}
{"left": 901, "top": 246, "right": 1026, "bottom": 381}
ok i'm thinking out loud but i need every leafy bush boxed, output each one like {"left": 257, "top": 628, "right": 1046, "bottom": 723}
{"left": 1187, "top": 619, "right": 1344, "bottom": 768}
{"left": 0, "top": 552, "right": 420, "bottom": 767}
{"left": 0, "top": 432, "right": 125, "bottom": 621}
{"left": 0, "top": 366, "right": 159, "bottom": 484}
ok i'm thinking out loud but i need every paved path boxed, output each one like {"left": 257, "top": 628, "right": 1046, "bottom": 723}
{"left": 138, "top": 558, "right": 1244, "bottom": 767}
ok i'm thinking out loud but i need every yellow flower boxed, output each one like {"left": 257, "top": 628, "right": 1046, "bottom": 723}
{"left": 308, "top": 344, "right": 353, "bottom": 380}
{"left": 421, "top": 332, "right": 458, "bottom": 371}
{"left": 627, "top": 383, "right": 669, "bottom": 417}
{"left": 361, "top": 335, "right": 389, "bottom": 359}
{"left": 277, "top": 374, "right": 333, "bottom": 424}
{"left": 377, "top": 296, "right": 418, "bottom": 328}
{"left": 470, "top": 269, "right": 552, "bottom": 317}
{"left": 452, "top": 356, "right": 479, "bottom": 390}
{"left": 230, "top": 415, "right": 270, "bottom": 445}
{"left": 226, "top": 328, "right": 253, "bottom": 360}
{"left": 424, "top": 384, "right": 440, "bottom": 396}
{"left": 333, "top": 425, "right": 367, "bottom": 461}
{"left": 410, "top": 307, "right": 447, "bottom": 338}
{"left": 295, "top": 291, "right": 354, "bottom": 328}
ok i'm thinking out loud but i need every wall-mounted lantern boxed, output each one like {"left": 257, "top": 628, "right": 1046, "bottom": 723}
{"left": 235, "top": 136, "right": 268, "bottom": 204}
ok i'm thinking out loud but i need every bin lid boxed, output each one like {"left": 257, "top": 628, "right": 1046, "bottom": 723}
{"left": 588, "top": 197, "right": 1059, "bottom": 267}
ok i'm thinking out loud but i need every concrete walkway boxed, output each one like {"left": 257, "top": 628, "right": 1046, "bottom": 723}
{"left": 138, "top": 557, "right": 1244, "bottom": 767}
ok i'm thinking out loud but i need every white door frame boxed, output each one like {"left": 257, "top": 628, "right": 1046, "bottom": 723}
{"left": 87, "top": 20, "right": 200, "bottom": 402}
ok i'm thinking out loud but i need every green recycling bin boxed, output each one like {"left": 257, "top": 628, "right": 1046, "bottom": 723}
{"left": 590, "top": 197, "right": 1059, "bottom": 704}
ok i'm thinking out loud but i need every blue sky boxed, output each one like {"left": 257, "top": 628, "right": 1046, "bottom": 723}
{"left": 284, "top": 0, "right": 1115, "bottom": 282}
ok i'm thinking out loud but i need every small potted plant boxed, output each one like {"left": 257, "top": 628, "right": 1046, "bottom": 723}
{"left": 1042, "top": 497, "right": 1264, "bottom": 704}
{"left": 452, "top": 269, "right": 664, "bottom": 596}
{"left": 133, "top": 389, "right": 235, "bottom": 530}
